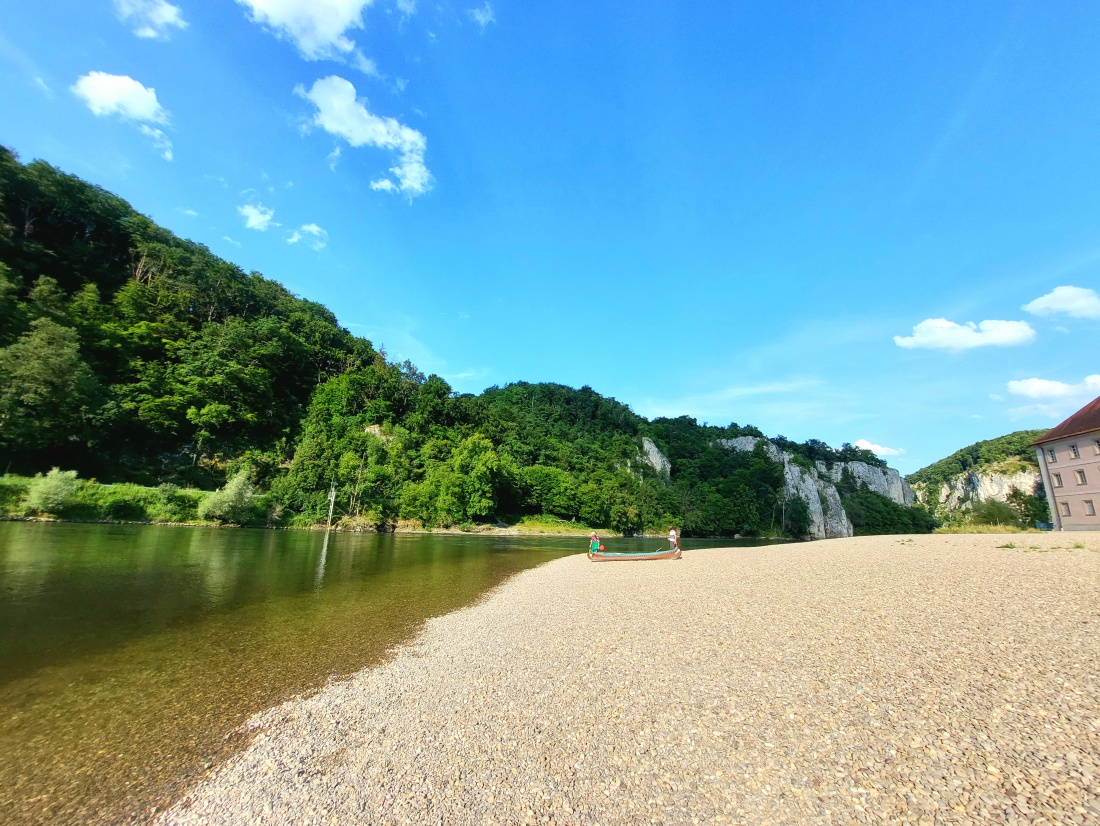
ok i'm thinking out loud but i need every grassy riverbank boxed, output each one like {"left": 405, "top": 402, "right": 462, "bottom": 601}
{"left": 0, "top": 472, "right": 631, "bottom": 536}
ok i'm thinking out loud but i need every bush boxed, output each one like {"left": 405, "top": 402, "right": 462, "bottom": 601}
{"left": 0, "top": 475, "right": 30, "bottom": 515}
{"left": 24, "top": 468, "right": 80, "bottom": 515}
{"left": 969, "top": 499, "right": 1020, "bottom": 527}
{"left": 197, "top": 469, "right": 255, "bottom": 524}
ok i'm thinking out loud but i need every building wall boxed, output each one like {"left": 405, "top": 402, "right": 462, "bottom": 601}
{"left": 1036, "top": 429, "right": 1100, "bottom": 530}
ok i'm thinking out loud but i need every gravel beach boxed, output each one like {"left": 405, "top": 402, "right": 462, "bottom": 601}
{"left": 161, "top": 534, "right": 1100, "bottom": 826}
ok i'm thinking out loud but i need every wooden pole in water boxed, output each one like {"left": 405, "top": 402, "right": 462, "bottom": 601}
{"left": 326, "top": 481, "right": 337, "bottom": 531}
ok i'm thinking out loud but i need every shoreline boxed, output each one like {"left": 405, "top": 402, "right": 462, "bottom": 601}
{"left": 161, "top": 532, "right": 1100, "bottom": 825}
{"left": 0, "top": 515, "right": 788, "bottom": 540}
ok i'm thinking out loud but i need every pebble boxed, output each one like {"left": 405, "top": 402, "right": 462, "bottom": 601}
{"left": 160, "top": 533, "right": 1100, "bottom": 825}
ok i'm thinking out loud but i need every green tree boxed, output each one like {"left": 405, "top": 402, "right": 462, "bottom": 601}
{"left": 0, "top": 319, "right": 101, "bottom": 456}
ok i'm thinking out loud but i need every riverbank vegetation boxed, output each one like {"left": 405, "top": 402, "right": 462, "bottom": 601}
{"left": 0, "top": 148, "right": 934, "bottom": 537}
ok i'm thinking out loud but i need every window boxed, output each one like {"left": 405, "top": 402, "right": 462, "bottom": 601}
{"left": 1085, "top": 500, "right": 1097, "bottom": 516}
{"left": 1094, "top": 439, "right": 1100, "bottom": 456}
{"left": 1060, "top": 502, "right": 1071, "bottom": 517}
{"left": 1048, "top": 448, "right": 1057, "bottom": 462}
{"left": 1076, "top": 469, "right": 1088, "bottom": 485}
{"left": 1070, "top": 444, "right": 1080, "bottom": 459}
{"left": 1053, "top": 472, "right": 1063, "bottom": 487}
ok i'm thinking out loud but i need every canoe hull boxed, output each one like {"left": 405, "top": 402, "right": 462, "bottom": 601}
{"left": 587, "top": 548, "right": 682, "bottom": 562}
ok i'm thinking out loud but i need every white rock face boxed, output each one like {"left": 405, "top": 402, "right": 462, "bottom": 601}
{"left": 817, "top": 461, "right": 916, "bottom": 506}
{"left": 913, "top": 468, "right": 1041, "bottom": 515}
{"left": 717, "top": 436, "right": 910, "bottom": 540}
{"left": 640, "top": 437, "right": 671, "bottom": 478}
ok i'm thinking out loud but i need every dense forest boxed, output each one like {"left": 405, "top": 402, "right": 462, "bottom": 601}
{"left": 0, "top": 148, "right": 927, "bottom": 537}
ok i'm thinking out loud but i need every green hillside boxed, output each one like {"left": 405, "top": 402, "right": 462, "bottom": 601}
{"left": 906, "top": 430, "right": 1048, "bottom": 490}
{"left": 0, "top": 147, "right": 927, "bottom": 537}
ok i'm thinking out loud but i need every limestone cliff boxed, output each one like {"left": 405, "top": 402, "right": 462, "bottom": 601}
{"left": 640, "top": 436, "right": 671, "bottom": 479}
{"left": 817, "top": 460, "right": 915, "bottom": 506}
{"left": 910, "top": 463, "right": 1042, "bottom": 518}
{"left": 719, "top": 436, "right": 916, "bottom": 540}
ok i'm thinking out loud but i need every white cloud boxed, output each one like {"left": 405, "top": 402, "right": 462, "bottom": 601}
{"left": 72, "top": 72, "right": 167, "bottom": 122}
{"left": 180, "top": 208, "right": 199, "bottom": 217}
{"left": 893, "top": 318, "right": 1035, "bottom": 350}
{"left": 297, "top": 75, "right": 431, "bottom": 197}
{"left": 853, "top": 438, "right": 905, "bottom": 457}
{"left": 327, "top": 146, "right": 342, "bottom": 170}
{"left": 1007, "top": 374, "right": 1100, "bottom": 400}
{"left": 114, "top": 0, "right": 187, "bottom": 39}
{"left": 236, "top": 0, "right": 379, "bottom": 71}
{"left": 223, "top": 236, "right": 242, "bottom": 247}
{"left": 1005, "top": 373, "right": 1100, "bottom": 420}
{"left": 237, "top": 203, "right": 278, "bottom": 230}
{"left": 33, "top": 76, "right": 52, "bottom": 97}
{"left": 287, "top": 222, "right": 329, "bottom": 250}
{"left": 139, "top": 125, "right": 173, "bottom": 160}
{"left": 466, "top": 2, "right": 495, "bottom": 29}
{"left": 1022, "top": 285, "right": 1100, "bottom": 319}
{"left": 396, "top": 0, "right": 416, "bottom": 15}
{"left": 72, "top": 72, "right": 173, "bottom": 159}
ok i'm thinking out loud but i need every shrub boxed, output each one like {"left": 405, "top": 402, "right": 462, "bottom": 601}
{"left": 969, "top": 499, "right": 1020, "bottom": 527}
{"left": 197, "top": 469, "right": 255, "bottom": 524}
{"left": 0, "top": 476, "right": 30, "bottom": 515}
{"left": 24, "top": 468, "right": 80, "bottom": 515}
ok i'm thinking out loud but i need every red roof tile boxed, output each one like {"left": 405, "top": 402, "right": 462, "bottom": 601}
{"left": 1031, "top": 394, "right": 1100, "bottom": 445}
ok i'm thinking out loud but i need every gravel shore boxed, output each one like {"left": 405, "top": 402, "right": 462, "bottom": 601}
{"left": 161, "top": 533, "right": 1100, "bottom": 825}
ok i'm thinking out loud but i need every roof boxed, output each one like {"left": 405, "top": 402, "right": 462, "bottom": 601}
{"left": 1031, "top": 394, "right": 1100, "bottom": 446}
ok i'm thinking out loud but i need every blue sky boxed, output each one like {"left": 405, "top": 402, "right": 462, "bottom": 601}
{"left": 2, "top": 1, "right": 1099, "bottom": 474}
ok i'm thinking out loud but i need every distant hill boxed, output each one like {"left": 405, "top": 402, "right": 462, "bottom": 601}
{"left": 906, "top": 430, "right": 1048, "bottom": 491}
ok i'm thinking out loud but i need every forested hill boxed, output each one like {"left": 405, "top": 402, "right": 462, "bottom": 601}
{"left": 905, "top": 430, "right": 1047, "bottom": 490}
{"left": 0, "top": 147, "right": 908, "bottom": 537}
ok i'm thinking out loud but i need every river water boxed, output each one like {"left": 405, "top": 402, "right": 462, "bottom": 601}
{"left": 0, "top": 522, "right": 769, "bottom": 824}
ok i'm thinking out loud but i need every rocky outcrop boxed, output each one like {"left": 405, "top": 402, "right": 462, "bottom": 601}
{"left": 912, "top": 467, "right": 1042, "bottom": 517}
{"left": 719, "top": 437, "right": 916, "bottom": 540}
{"left": 817, "top": 461, "right": 915, "bottom": 506}
{"left": 640, "top": 437, "right": 671, "bottom": 479}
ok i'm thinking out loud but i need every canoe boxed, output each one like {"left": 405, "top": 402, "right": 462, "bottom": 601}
{"left": 587, "top": 548, "right": 682, "bottom": 562}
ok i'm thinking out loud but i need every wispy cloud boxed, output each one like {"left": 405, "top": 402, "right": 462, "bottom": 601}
{"left": 237, "top": 203, "right": 278, "bottom": 230}
{"left": 180, "top": 208, "right": 199, "bottom": 217}
{"left": 287, "top": 222, "right": 329, "bottom": 250}
{"left": 71, "top": 72, "right": 173, "bottom": 160}
{"left": 893, "top": 318, "right": 1035, "bottom": 350}
{"left": 1005, "top": 373, "right": 1100, "bottom": 420}
{"left": 139, "top": 125, "right": 174, "bottom": 161}
{"left": 853, "top": 438, "right": 905, "bottom": 457}
{"left": 222, "top": 236, "right": 241, "bottom": 247}
{"left": 297, "top": 75, "right": 430, "bottom": 197}
{"left": 466, "top": 2, "right": 495, "bottom": 29}
{"left": 637, "top": 378, "right": 823, "bottom": 421}
{"left": 114, "top": 0, "right": 187, "bottom": 40}
{"left": 1023, "top": 285, "right": 1100, "bottom": 319}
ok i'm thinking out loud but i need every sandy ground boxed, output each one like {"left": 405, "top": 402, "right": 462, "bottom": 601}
{"left": 160, "top": 533, "right": 1100, "bottom": 826}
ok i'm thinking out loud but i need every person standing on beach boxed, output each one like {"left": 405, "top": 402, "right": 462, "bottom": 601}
{"left": 589, "top": 531, "right": 601, "bottom": 554}
{"left": 668, "top": 526, "right": 678, "bottom": 551}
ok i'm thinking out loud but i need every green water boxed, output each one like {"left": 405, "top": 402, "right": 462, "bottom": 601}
{"left": 0, "top": 522, "right": 752, "bottom": 825}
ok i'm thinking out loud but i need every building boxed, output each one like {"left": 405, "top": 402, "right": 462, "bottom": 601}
{"left": 1032, "top": 394, "right": 1100, "bottom": 530}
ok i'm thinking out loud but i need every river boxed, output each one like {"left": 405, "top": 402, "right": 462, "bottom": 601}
{"left": 0, "top": 522, "right": 771, "bottom": 824}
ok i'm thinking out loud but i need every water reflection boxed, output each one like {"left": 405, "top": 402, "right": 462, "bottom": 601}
{"left": 0, "top": 523, "right": 763, "bottom": 825}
